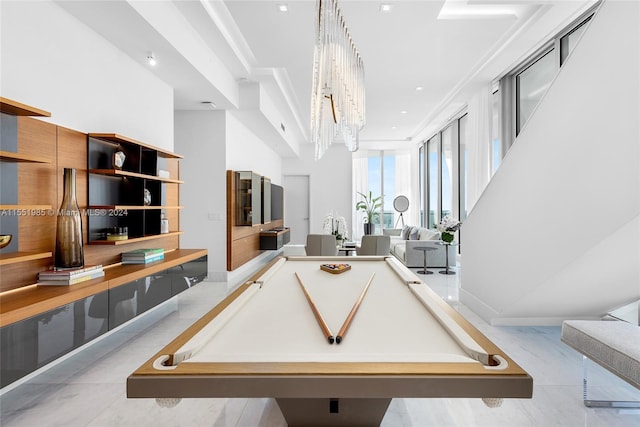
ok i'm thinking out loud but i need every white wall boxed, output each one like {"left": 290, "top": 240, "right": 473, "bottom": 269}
{"left": 226, "top": 112, "right": 282, "bottom": 184}
{"left": 461, "top": 0, "right": 640, "bottom": 325}
{"left": 174, "top": 111, "right": 227, "bottom": 281}
{"left": 283, "top": 143, "right": 352, "bottom": 236}
{"left": 0, "top": 1, "right": 173, "bottom": 150}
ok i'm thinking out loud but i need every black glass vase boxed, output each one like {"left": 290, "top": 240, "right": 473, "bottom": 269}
{"left": 55, "top": 168, "right": 84, "bottom": 269}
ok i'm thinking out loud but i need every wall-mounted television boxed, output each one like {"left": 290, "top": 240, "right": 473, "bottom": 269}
{"left": 271, "top": 184, "right": 284, "bottom": 221}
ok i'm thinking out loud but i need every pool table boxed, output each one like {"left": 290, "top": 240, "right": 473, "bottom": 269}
{"left": 128, "top": 256, "right": 532, "bottom": 426}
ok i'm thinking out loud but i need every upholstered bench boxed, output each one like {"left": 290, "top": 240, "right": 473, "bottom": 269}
{"left": 561, "top": 320, "right": 640, "bottom": 407}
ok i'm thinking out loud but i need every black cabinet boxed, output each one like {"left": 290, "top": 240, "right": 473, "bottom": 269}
{"left": 260, "top": 228, "right": 290, "bottom": 250}
{"left": 0, "top": 291, "right": 108, "bottom": 388}
{"left": 0, "top": 255, "right": 207, "bottom": 388}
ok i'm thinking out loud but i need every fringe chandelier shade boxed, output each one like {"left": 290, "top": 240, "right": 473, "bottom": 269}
{"left": 311, "top": 0, "right": 365, "bottom": 160}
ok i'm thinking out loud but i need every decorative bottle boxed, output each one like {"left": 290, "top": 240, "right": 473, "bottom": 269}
{"left": 55, "top": 168, "right": 84, "bottom": 269}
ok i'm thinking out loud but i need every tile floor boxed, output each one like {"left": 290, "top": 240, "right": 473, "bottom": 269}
{"left": 1, "top": 263, "right": 639, "bottom": 426}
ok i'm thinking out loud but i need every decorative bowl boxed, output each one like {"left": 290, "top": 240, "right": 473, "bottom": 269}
{"left": 0, "top": 234, "right": 12, "bottom": 249}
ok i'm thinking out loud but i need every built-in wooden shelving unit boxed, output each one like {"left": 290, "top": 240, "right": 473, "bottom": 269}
{"left": 0, "top": 98, "right": 55, "bottom": 272}
{"left": 0, "top": 248, "right": 206, "bottom": 328}
{"left": 0, "top": 150, "right": 51, "bottom": 164}
{"left": 88, "top": 168, "right": 184, "bottom": 184}
{"left": 0, "top": 204, "right": 53, "bottom": 210}
{"left": 87, "top": 133, "right": 183, "bottom": 244}
{"left": 0, "top": 251, "right": 53, "bottom": 267}
{"left": 87, "top": 133, "right": 183, "bottom": 159}
{"left": 88, "top": 205, "right": 184, "bottom": 210}
{"left": 1, "top": 98, "right": 206, "bottom": 389}
{"left": 87, "top": 231, "right": 184, "bottom": 245}
{"left": 0, "top": 97, "right": 51, "bottom": 117}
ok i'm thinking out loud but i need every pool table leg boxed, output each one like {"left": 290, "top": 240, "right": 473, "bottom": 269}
{"left": 275, "top": 397, "right": 391, "bottom": 426}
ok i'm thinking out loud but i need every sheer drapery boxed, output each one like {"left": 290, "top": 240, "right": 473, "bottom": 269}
{"left": 466, "top": 85, "right": 492, "bottom": 212}
{"left": 352, "top": 153, "right": 369, "bottom": 242}
{"left": 394, "top": 151, "right": 412, "bottom": 227}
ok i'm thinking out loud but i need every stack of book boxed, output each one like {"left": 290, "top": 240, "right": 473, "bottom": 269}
{"left": 37, "top": 265, "right": 104, "bottom": 286}
{"left": 121, "top": 248, "right": 165, "bottom": 264}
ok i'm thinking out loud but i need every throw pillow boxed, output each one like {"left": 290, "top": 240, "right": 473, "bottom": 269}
{"left": 409, "top": 226, "right": 420, "bottom": 240}
{"left": 419, "top": 228, "right": 439, "bottom": 240}
{"left": 401, "top": 225, "right": 411, "bottom": 240}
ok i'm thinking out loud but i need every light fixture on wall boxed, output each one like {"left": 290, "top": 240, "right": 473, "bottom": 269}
{"left": 310, "top": 0, "right": 365, "bottom": 160}
{"left": 201, "top": 101, "right": 217, "bottom": 109}
{"left": 147, "top": 52, "right": 157, "bottom": 67}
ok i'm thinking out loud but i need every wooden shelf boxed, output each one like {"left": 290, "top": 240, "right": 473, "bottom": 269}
{"left": 0, "top": 150, "right": 51, "bottom": 163}
{"left": 0, "top": 249, "right": 207, "bottom": 327}
{"left": 0, "top": 204, "right": 53, "bottom": 211}
{"left": 89, "top": 231, "right": 183, "bottom": 245}
{"left": 88, "top": 205, "right": 184, "bottom": 210}
{"left": 0, "top": 97, "right": 51, "bottom": 117}
{"left": 88, "top": 133, "right": 183, "bottom": 159}
{"left": 89, "top": 168, "right": 183, "bottom": 184}
{"left": 0, "top": 251, "right": 53, "bottom": 266}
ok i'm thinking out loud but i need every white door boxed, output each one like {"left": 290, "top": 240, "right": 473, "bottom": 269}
{"left": 284, "top": 175, "right": 310, "bottom": 245}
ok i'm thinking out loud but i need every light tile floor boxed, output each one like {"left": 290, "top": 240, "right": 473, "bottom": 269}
{"left": 1, "top": 263, "right": 639, "bottom": 426}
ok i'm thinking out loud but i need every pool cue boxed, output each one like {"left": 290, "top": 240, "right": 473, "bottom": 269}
{"left": 335, "top": 272, "right": 375, "bottom": 344}
{"left": 294, "top": 272, "right": 335, "bottom": 344}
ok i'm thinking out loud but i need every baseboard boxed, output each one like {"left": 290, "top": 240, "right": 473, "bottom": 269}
{"left": 459, "top": 288, "right": 500, "bottom": 323}
{"left": 459, "top": 288, "right": 601, "bottom": 326}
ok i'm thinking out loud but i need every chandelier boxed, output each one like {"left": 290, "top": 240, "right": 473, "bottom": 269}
{"left": 310, "top": 0, "right": 365, "bottom": 160}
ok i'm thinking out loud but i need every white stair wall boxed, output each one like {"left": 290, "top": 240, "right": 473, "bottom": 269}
{"left": 460, "top": 0, "right": 640, "bottom": 325}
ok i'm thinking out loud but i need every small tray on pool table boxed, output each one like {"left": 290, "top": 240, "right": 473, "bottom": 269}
{"left": 320, "top": 263, "right": 351, "bottom": 274}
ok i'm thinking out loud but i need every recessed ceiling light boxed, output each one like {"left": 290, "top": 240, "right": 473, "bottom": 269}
{"left": 146, "top": 52, "right": 157, "bottom": 67}
{"left": 278, "top": 4, "right": 288, "bottom": 12}
{"left": 380, "top": 4, "right": 393, "bottom": 12}
{"left": 391, "top": 126, "right": 397, "bottom": 130}
{"left": 400, "top": 110, "right": 407, "bottom": 114}
{"left": 415, "top": 86, "right": 424, "bottom": 91}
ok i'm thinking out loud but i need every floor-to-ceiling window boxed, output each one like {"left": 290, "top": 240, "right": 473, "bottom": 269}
{"left": 459, "top": 114, "right": 468, "bottom": 223}
{"left": 491, "top": 88, "right": 501, "bottom": 175}
{"left": 353, "top": 149, "right": 412, "bottom": 239}
{"left": 441, "top": 124, "right": 455, "bottom": 220}
{"left": 419, "top": 145, "right": 425, "bottom": 227}
{"left": 420, "top": 115, "right": 465, "bottom": 251}
{"left": 427, "top": 136, "right": 439, "bottom": 229}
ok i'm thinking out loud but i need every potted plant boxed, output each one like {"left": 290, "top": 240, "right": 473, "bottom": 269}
{"left": 356, "top": 191, "right": 382, "bottom": 235}
{"left": 436, "top": 215, "right": 462, "bottom": 243}
{"left": 323, "top": 211, "right": 349, "bottom": 245}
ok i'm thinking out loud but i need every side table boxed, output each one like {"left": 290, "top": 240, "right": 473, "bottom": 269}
{"left": 414, "top": 246, "right": 437, "bottom": 275}
{"left": 337, "top": 246, "right": 356, "bottom": 256}
{"left": 436, "top": 241, "right": 459, "bottom": 275}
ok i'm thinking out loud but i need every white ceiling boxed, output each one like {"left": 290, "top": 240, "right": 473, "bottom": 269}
{"left": 56, "top": 0, "right": 596, "bottom": 152}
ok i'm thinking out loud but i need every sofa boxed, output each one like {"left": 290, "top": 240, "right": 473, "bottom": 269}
{"left": 384, "top": 226, "right": 456, "bottom": 268}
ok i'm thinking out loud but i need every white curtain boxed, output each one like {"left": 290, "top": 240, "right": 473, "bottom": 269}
{"left": 394, "top": 150, "right": 412, "bottom": 227}
{"left": 352, "top": 152, "right": 369, "bottom": 241}
{"left": 466, "top": 85, "right": 492, "bottom": 211}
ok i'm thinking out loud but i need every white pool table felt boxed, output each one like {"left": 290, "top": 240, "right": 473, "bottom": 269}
{"left": 175, "top": 257, "right": 486, "bottom": 365}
